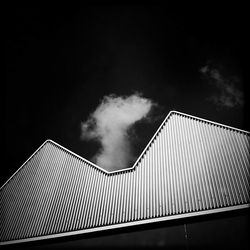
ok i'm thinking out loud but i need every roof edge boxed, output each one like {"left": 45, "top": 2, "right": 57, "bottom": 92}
{"left": 171, "top": 110, "right": 249, "bottom": 134}
{"left": 37, "top": 111, "right": 250, "bottom": 175}
{"left": 0, "top": 140, "right": 49, "bottom": 190}
{"left": 1, "top": 110, "right": 249, "bottom": 189}
{"left": 1, "top": 203, "right": 249, "bottom": 245}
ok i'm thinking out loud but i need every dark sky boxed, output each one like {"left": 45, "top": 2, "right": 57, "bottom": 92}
{"left": 3, "top": 2, "right": 248, "bottom": 186}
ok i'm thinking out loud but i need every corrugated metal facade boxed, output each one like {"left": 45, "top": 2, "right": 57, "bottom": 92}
{"left": 1, "top": 111, "right": 249, "bottom": 245}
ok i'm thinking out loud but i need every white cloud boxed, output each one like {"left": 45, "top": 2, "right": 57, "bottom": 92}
{"left": 200, "top": 65, "right": 243, "bottom": 108}
{"left": 81, "top": 93, "right": 156, "bottom": 171}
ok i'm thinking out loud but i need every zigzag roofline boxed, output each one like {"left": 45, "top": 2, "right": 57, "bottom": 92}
{"left": 1, "top": 110, "right": 249, "bottom": 190}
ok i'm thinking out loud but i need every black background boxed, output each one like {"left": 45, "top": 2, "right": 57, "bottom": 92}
{"left": 4, "top": 2, "right": 248, "bottom": 185}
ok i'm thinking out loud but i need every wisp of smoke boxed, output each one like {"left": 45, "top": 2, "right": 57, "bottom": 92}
{"left": 200, "top": 65, "right": 243, "bottom": 108}
{"left": 81, "top": 93, "right": 155, "bottom": 171}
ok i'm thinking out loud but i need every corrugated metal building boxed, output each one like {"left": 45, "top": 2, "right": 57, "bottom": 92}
{"left": 1, "top": 111, "right": 249, "bottom": 248}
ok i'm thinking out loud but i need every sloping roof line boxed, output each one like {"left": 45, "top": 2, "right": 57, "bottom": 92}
{"left": 1, "top": 110, "right": 249, "bottom": 190}
{"left": 1, "top": 110, "right": 250, "bottom": 245}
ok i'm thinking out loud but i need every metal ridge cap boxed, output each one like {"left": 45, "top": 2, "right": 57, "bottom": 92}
{"left": 46, "top": 139, "right": 110, "bottom": 174}
{"left": 0, "top": 138, "right": 111, "bottom": 191}
{"left": 0, "top": 140, "right": 48, "bottom": 190}
{"left": 114, "top": 110, "right": 175, "bottom": 174}
{"left": 47, "top": 110, "right": 174, "bottom": 175}
{"left": 172, "top": 110, "right": 250, "bottom": 135}
{"left": 2, "top": 110, "right": 248, "bottom": 189}
{"left": 110, "top": 109, "right": 249, "bottom": 174}
{"left": 16, "top": 110, "right": 174, "bottom": 179}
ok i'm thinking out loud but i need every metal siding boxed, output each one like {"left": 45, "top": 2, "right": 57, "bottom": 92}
{"left": 1, "top": 111, "right": 249, "bottom": 245}
{"left": 93, "top": 170, "right": 102, "bottom": 227}
{"left": 72, "top": 158, "right": 85, "bottom": 230}
{"left": 119, "top": 170, "right": 125, "bottom": 223}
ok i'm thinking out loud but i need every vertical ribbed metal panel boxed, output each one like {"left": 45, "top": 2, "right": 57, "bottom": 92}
{"left": 1, "top": 111, "right": 249, "bottom": 245}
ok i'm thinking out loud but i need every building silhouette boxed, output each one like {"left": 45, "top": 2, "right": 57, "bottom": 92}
{"left": 1, "top": 111, "right": 249, "bottom": 249}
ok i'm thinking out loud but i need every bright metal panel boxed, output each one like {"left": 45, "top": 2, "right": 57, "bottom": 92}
{"left": 1, "top": 111, "right": 249, "bottom": 245}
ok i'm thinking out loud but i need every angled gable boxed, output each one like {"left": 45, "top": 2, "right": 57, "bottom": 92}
{"left": 1, "top": 111, "right": 249, "bottom": 245}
